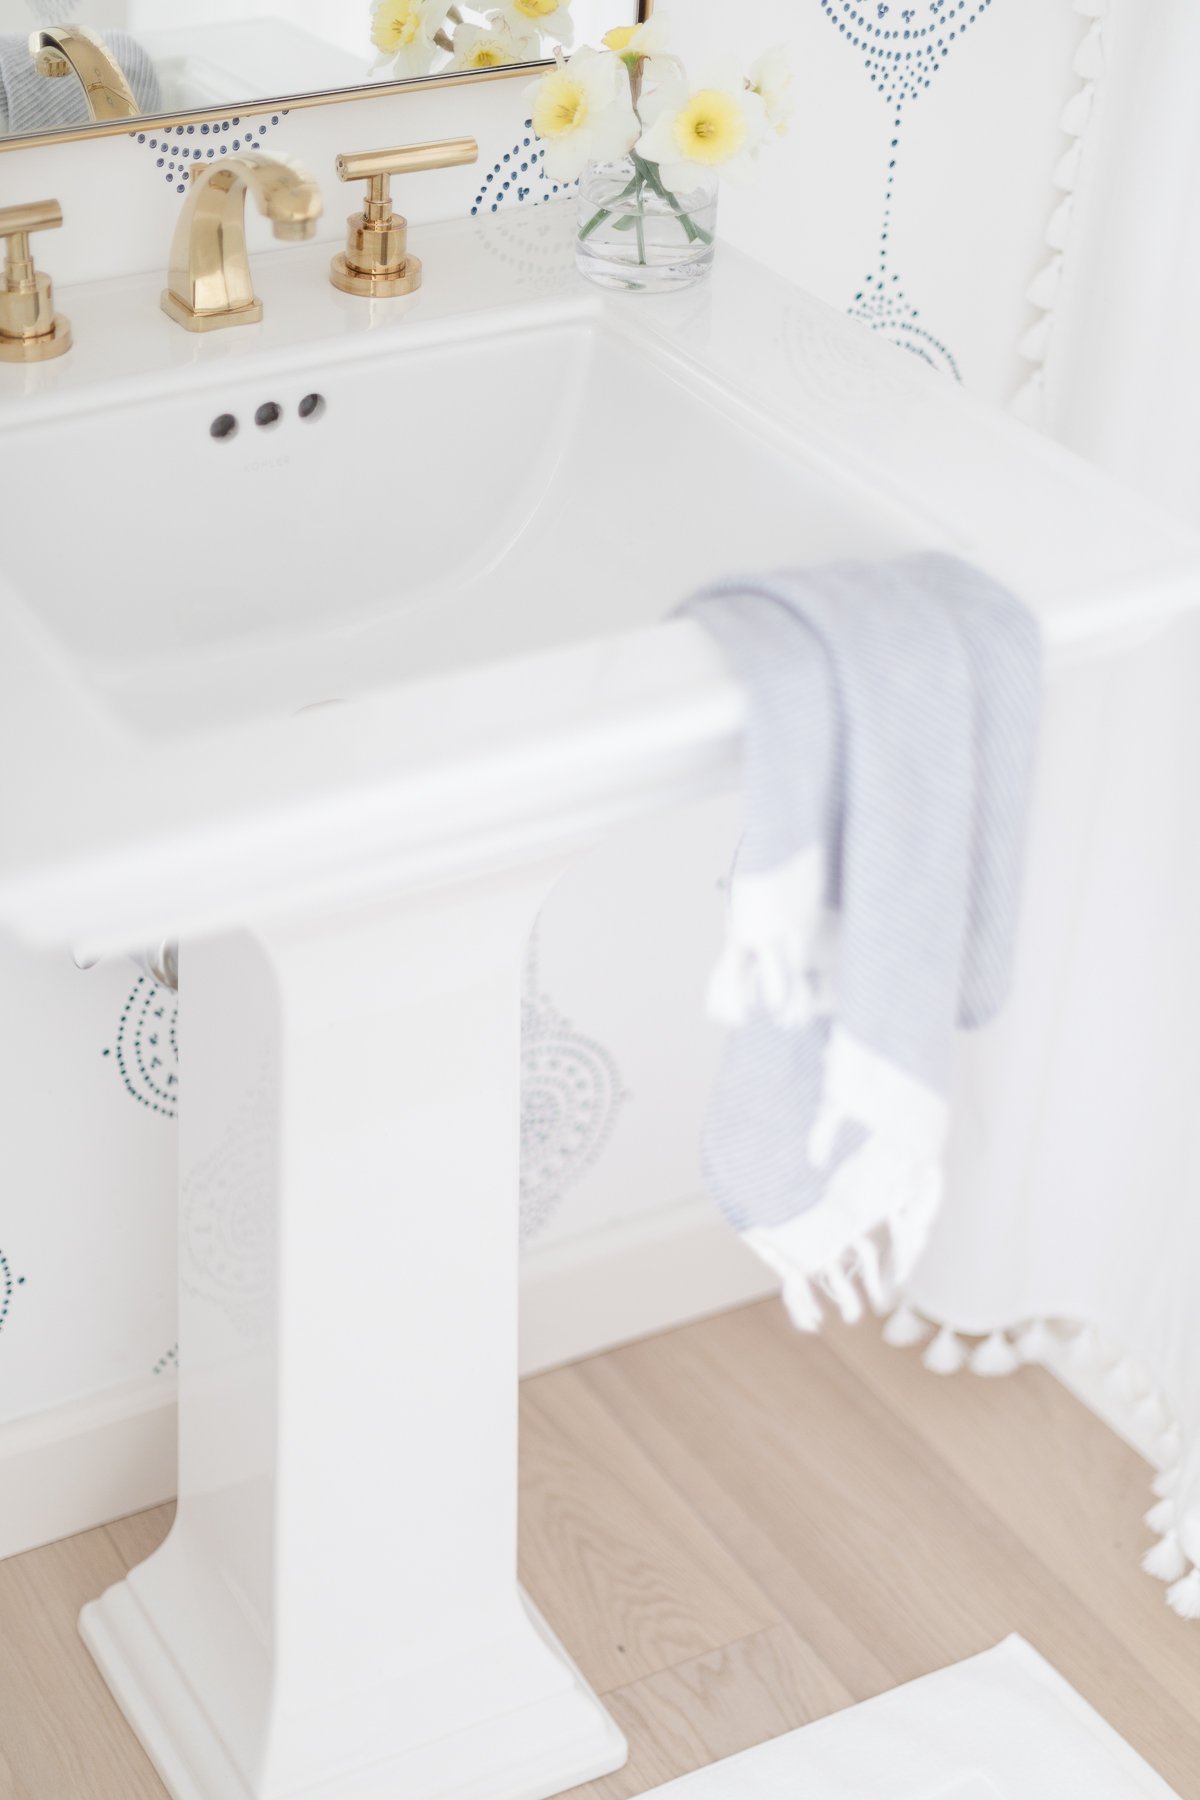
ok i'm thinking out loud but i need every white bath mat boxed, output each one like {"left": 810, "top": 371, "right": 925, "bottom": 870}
{"left": 640, "top": 1636, "right": 1179, "bottom": 1798}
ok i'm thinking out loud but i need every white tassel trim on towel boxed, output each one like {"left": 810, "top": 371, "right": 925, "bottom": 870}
{"left": 1143, "top": 1533, "right": 1188, "bottom": 1585}
{"left": 741, "top": 1032, "right": 949, "bottom": 1334}
{"left": 883, "top": 1303, "right": 930, "bottom": 1348}
{"left": 1145, "top": 1499, "right": 1177, "bottom": 1537}
{"left": 969, "top": 1331, "right": 1020, "bottom": 1378}
{"left": 1019, "top": 316, "right": 1052, "bottom": 365}
{"left": 744, "top": 1157, "right": 940, "bottom": 1337}
{"left": 707, "top": 848, "right": 829, "bottom": 1029}
{"left": 1109, "top": 1358, "right": 1150, "bottom": 1406}
{"left": 1044, "top": 195, "right": 1075, "bottom": 253}
{"left": 1015, "top": 1319, "right": 1057, "bottom": 1365}
{"left": 1026, "top": 256, "right": 1063, "bottom": 312}
{"left": 1156, "top": 1423, "right": 1183, "bottom": 1466}
{"left": 1135, "top": 1390, "right": 1171, "bottom": 1438}
{"left": 1011, "top": 374, "right": 1046, "bottom": 426}
{"left": 1167, "top": 1569, "right": 1200, "bottom": 1621}
{"left": 1073, "top": 22, "right": 1105, "bottom": 81}
{"left": 1060, "top": 83, "right": 1095, "bottom": 137}
{"left": 923, "top": 1327, "right": 968, "bottom": 1377}
{"left": 1011, "top": 2, "right": 1106, "bottom": 431}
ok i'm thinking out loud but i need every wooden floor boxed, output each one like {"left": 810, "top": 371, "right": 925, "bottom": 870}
{"left": 2, "top": 1301, "right": 1199, "bottom": 1799}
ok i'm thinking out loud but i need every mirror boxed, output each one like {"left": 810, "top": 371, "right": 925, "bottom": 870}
{"left": 0, "top": 0, "right": 648, "bottom": 147}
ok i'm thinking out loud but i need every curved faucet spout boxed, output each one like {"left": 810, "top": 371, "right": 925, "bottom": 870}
{"left": 161, "top": 154, "right": 324, "bottom": 334}
{"left": 30, "top": 25, "right": 140, "bottom": 122}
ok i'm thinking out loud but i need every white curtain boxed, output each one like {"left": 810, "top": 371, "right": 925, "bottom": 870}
{"left": 907, "top": 0, "right": 1200, "bottom": 1618}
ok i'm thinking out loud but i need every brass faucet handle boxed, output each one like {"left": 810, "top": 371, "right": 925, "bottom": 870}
{"left": 0, "top": 198, "right": 64, "bottom": 240}
{"left": 331, "top": 137, "right": 479, "bottom": 298}
{"left": 0, "top": 199, "right": 71, "bottom": 363}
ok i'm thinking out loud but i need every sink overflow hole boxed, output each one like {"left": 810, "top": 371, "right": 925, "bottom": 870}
{"left": 299, "top": 393, "right": 326, "bottom": 421}
{"left": 210, "top": 413, "right": 238, "bottom": 441}
{"left": 255, "top": 401, "right": 283, "bottom": 430}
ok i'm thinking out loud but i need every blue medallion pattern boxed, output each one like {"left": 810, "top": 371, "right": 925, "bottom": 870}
{"left": 818, "top": 0, "right": 998, "bottom": 377}
{"left": 104, "top": 976, "right": 179, "bottom": 1119}
{"left": 0, "top": 1249, "right": 25, "bottom": 1338}
{"left": 472, "top": 120, "right": 572, "bottom": 215}
{"left": 133, "top": 112, "right": 289, "bottom": 197}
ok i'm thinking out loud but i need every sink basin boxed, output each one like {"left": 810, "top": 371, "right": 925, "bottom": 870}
{"left": 1, "top": 204, "right": 1195, "bottom": 956}
{"left": 2, "top": 203, "right": 1198, "bottom": 1800}
{"left": 2, "top": 299, "right": 908, "bottom": 741}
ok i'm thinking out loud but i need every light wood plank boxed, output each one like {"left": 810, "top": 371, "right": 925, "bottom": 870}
{"left": 0, "top": 1525, "right": 167, "bottom": 1799}
{"left": 823, "top": 1314, "right": 1200, "bottom": 1762}
{"left": 564, "top": 1624, "right": 855, "bottom": 1798}
{"left": 520, "top": 1364, "right": 777, "bottom": 1692}
{"left": 586, "top": 1302, "right": 1200, "bottom": 1796}
{"left": 579, "top": 1352, "right": 899, "bottom": 1708}
{"left": 104, "top": 1501, "right": 175, "bottom": 1573}
{"left": 1, "top": 1301, "right": 1198, "bottom": 1798}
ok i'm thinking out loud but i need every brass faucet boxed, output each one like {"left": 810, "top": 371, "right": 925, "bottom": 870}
{"left": 331, "top": 138, "right": 478, "bottom": 298}
{"left": 0, "top": 199, "right": 71, "bottom": 363}
{"left": 161, "top": 154, "right": 323, "bottom": 333}
{"left": 30, "top": 24, "right": 140, "bottom": 122}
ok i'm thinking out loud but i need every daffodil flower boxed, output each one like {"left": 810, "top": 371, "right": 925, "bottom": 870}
{"left": 494, "top": 0, "right": 574, "bottom": 48}
{"left": 525, "top": 46, "right": 639, "bottom": 182}
{"left": 635, "top": 65, "right": 768, "bottom": 193}
{"left": 449, "top": 16, "right": 539, "bottom": 69}
{"left": 601, "top": 12, "right": 670, "bottom": 60}
{"left": 747, "top": 45, "right": 794, "bottom": 138}
{"left": 601, "top": 12, "right": 676, "bottom": 108}
{"left": 370, "top": 0, "right": 448, "bottom": 76}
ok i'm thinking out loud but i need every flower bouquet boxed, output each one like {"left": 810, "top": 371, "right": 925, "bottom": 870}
{"left": 527, "top": 15, "right": 792, "bottom": 291}
{"left": 370, "top": 0, "right": 574, "bottom": 78}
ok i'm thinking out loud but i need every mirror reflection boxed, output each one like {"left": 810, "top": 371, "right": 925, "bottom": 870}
{"left": 0, "top": 2, "right": 638, "bottom": 141}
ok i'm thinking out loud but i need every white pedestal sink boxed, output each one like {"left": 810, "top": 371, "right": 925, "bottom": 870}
{"left": 0, "top": 204, "right": 1196, "bottom": 1799}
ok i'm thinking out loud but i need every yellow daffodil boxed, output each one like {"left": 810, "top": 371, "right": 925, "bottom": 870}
{"left": 747, "top": 45, "right": 794, "bottom": 138}
{"left": 526, "top": 46, "right": 640, "bottom": 180}
{"left": 495, "top": 0, "right": 574, "bottom": 47}
{"left": 636, "top": 65, "right": 767, "bottom": 192}
{"left": 602, "top": 12, "right": 669, "bottom": 59}
{"left": 449, "top": 17, "right": 538, "bottom": 69}
{"left": 370, "top": 0, "right": 446, "bottom": 76}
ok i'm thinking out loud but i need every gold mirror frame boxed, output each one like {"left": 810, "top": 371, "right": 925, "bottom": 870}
{"left": 0, "top": 0, "right": 655, "bottom": 155}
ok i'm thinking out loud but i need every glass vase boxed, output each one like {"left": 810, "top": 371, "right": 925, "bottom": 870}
{"left": 575, "top": 154, "right": 718, "bottom": 294}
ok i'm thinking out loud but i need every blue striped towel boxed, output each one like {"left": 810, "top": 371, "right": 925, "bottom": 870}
{"left": 682, "top": 554, "right": 1041, "bottom": 1330}
{"left": 0, "top": 29, "right": 160, "bottom": 135}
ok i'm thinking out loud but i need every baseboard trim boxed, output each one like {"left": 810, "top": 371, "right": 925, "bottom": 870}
{"left": 518, "top": 1195, "right": 781, "bottom": 1376}
{"left": 0, "top": 1373, "right": 177, "bottom": 1562}
{"left": 0, "top": 1200, "right": 776, "bottom": 1563}
{"left": 3, "top": 1210, "right": 1160, "bottom": 1571}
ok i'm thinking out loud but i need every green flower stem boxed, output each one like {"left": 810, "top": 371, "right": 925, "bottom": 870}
{"left": 578, "top": 155, "right": 714, "bottom": 263}
{"left": 634, "top": 154, "right": 714, "bottom": 246}
{"left": 578, "top": 169, "right": 642, "bottom": 243}
{"left": 579, "top": 204, "right": 613, "bottom": 242}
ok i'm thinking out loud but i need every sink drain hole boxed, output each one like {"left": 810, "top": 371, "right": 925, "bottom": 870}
{"left": 298, "top": 393, "right": 326, "bottom": 421}
{"left": 255, "top": 401, "right": 283, "bottom": 430}
{"left": 210, "top": 413, "right": 238, "bottom": 441}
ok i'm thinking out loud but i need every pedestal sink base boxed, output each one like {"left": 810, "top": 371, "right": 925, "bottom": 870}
{"left": 82, "top": 1580, "right": 625, "bottom": 1800}
{"left": 77, "top": 871, "right": 627, "bottom": 1800}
